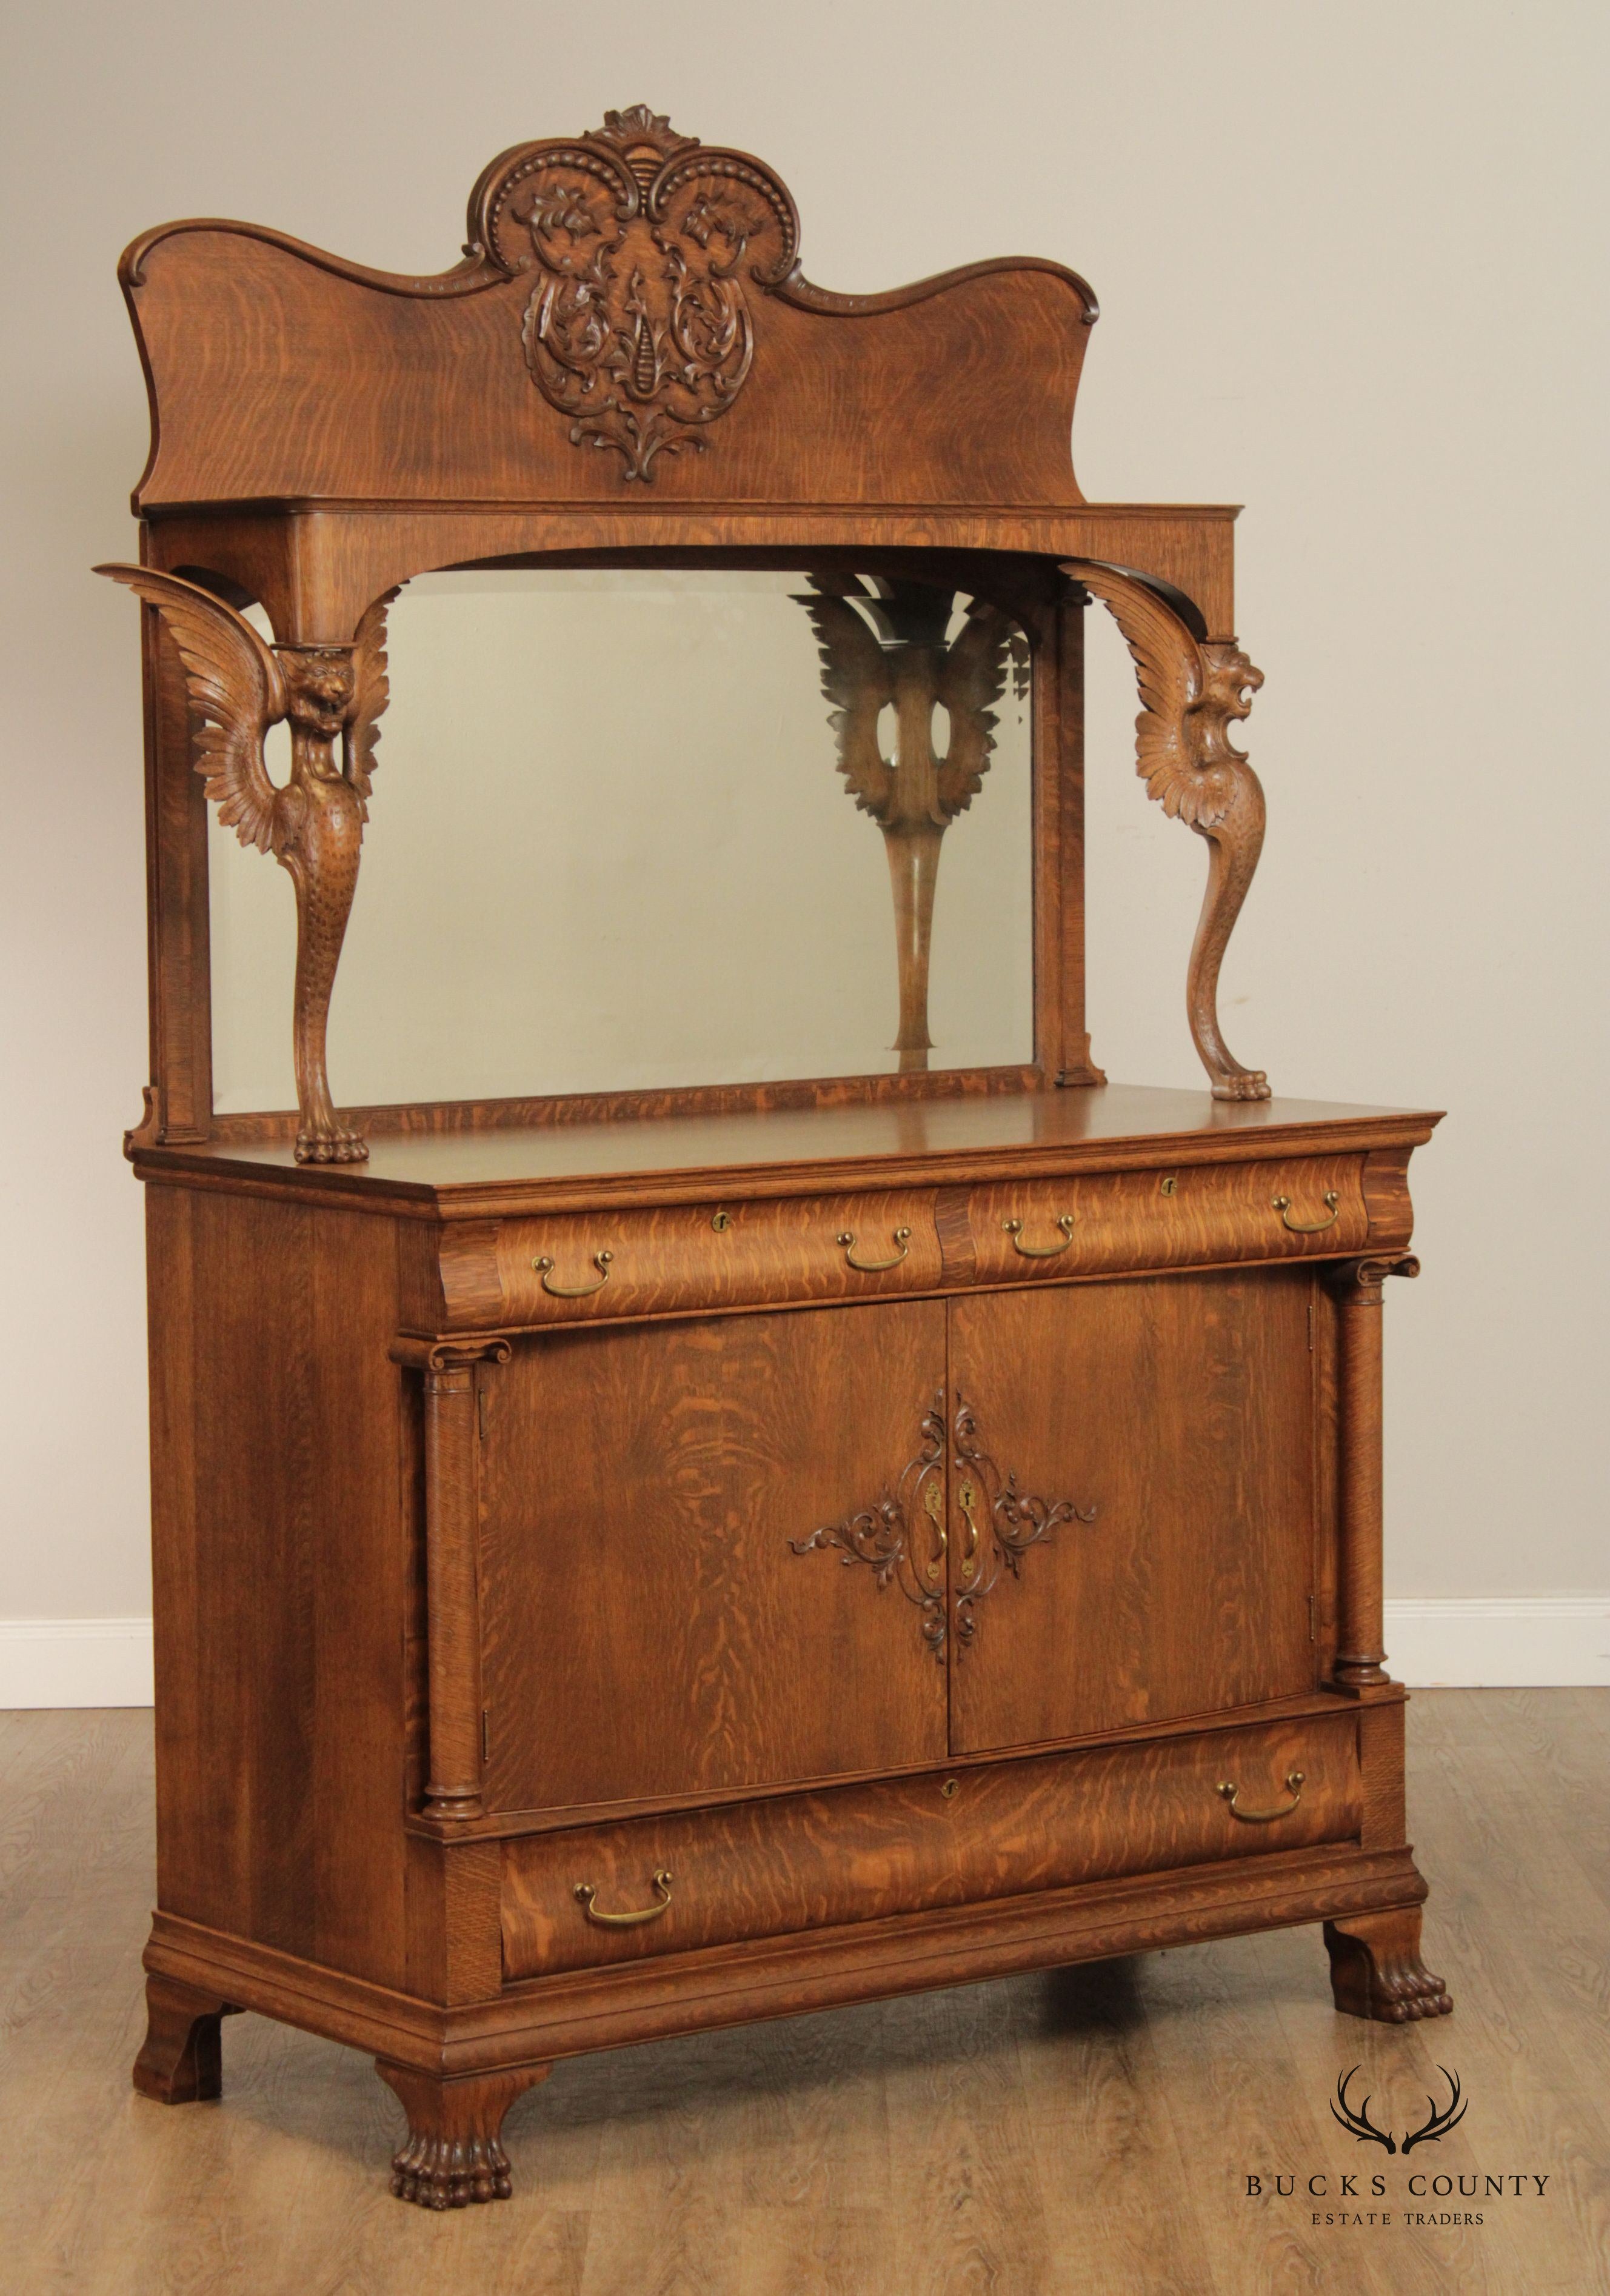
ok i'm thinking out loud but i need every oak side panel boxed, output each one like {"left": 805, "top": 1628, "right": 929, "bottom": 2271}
{"left": 949, "top": 1269, "right": 1318, "bottom": 1752}
{"left": 145, "top": 1185, "right": 409, "bottom": 1984}
{"left": 480, "top": 1303, "right": 949, "bottom": 1814}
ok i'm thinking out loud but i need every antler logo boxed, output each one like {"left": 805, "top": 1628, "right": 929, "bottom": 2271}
{"left": 1331, "top": 2066, "right": 1467, "bottom": 2155}
{"left": 1401, "top": 2067, "right": 1468, "bottom": 2154}
{"left": 1331, "top": 2067, "right": 1397, "bottom": 2153}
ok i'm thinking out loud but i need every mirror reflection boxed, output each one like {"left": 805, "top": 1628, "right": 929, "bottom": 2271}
{"left": 209, "top": 567, "right": 1034, "bottom": 1113}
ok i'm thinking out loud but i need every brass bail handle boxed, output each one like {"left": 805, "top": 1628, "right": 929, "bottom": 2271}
{"left": 573, "top": 1868, "right": 673, "bottom": 1926}
{"left": 837, "top": 1226, "right": 912, "bottom": 1272}
{"left": 1003, "top": 1213, "right": 1075, "bottom": 1259}
{"left": 1218, "top": 1770, "right": 1305, "bottom": 1823}
{"left": 1272, "top": 1191, "right": 1339, "bottom": 1235}
{"left": 533, "top": 1248, "right": 613, "bottom": 1298}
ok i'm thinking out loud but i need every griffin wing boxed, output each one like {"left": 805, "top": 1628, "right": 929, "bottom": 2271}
{"left": 935, "top": 601, "right": 1013, "bottom": 819}
{"left": 96, "top": 564, "right": 286, "bottom": 853}
{"left": 797, "top": 587, "right": 894, "bottom": 819}
{"left": 1072, "top": 564, "right": 1212, "bottom": 824}
{"left": 347, "top": 586, "right": 401, "bottom": 812}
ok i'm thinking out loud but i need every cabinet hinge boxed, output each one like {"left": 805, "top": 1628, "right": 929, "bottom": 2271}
{"left": 1308, "top": 1298, "right": 1316, "bottom": 1352}
{"left": 481, "top": 1708, "right": 491, "bottom": 1764}
{"left": 1308, "top": 1593, "right": 1317, "bottom": 1643}
{"left": 477, "top": 1383, "right": 492, "bottom": 1442}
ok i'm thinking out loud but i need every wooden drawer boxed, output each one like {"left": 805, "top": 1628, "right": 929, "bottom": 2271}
{"left": 963, "top": 1152, "right": 1369, "bottom": 1287}
{"left": 501, "top": 1710, "right": 1360, "bottom": 1979}
{"left": 493, "top": 1189, "right": 943, "bottom": 1325}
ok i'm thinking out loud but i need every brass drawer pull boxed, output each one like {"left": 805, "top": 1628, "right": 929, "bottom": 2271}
{"left": 1003, "top": 1213, "right": 1074, "bottom": 1258}
{"left": 573, "top": 1867, "right": 673, "bottom": 1926}
{"left": 533, "top": 1248, "right": 613, "bottom": 1298}
{"left": 1272, "top": 1192, "right": 1339, "bottom": 1235}
{"left": 837, "top": 1226, "right": 911, "bottom": 1272}
{"left": 1218, "top": 1769, "right": 1305, "bottom": 1823}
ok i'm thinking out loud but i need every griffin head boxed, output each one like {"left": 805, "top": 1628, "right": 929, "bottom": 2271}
{"left": 281, "top": 649, "right": 357, "bottom": 739}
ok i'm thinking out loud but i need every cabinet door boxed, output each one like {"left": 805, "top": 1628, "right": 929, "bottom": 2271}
{"left": 480, "top": 1301, "right": 949, "bottom": 1815}
{"left": 948, "top": 1270, "right": 1317, "bottom": 1754}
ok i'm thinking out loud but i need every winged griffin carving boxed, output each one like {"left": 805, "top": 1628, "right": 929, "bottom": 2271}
{"left": 1068, "top": 560, "right": 1270, "bottom": 1100}
{"left": 96, "top": 566, "right": 398, "bottom": 1160}
{"left": 798, "top": 575, "right": 1020, "bottom": 1071}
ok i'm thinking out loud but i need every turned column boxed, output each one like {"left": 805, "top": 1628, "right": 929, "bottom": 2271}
{"left": 1327, "top": 1254, "right": 1418, "bottom": 1691}
{"left": 393, "top": 1336, "right": 511, "bottom": 1821}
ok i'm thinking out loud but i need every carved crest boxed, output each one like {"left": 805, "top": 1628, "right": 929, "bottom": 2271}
{"left": 476, "top": 107, "right": 798, "bottom": 482}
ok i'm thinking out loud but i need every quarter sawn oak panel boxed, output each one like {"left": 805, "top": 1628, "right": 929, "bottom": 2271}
{"left": 500, "top": 1710, "right": 1360, "bottom": 1978}
{"left": 949, "top": 1270, "right": 1319, "bottom": 1753}
{"left": 479, "top": 1303, "right": 949, "bottom": 1814}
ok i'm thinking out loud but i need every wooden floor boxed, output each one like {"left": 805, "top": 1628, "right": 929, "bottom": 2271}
{"left": 2, "top": 1693, "right": 1606, "bottom": 2294}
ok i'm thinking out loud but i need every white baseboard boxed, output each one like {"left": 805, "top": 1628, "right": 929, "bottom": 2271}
{"left": 0, "top": 1618, "right": 154, "bottom": 1708}
{"left": 1, "top": 1601, "right": 1606, "bottom": 1707}
{"left": 1384, "top": 1597, "right": 1610, "bottom": 1688}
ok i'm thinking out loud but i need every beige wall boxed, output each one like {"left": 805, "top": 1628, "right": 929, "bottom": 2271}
{"left": 3, "top": 0, "right": 1605, "bottom": 1629}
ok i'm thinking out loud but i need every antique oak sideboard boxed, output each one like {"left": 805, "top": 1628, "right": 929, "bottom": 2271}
{"left": 101, "top": 107, "right": 1449, "bottom": 2208}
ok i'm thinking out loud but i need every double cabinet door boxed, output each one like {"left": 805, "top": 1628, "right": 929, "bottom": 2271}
{"left": 478, "top": 1266, "right": 1319, "bottom": 1820}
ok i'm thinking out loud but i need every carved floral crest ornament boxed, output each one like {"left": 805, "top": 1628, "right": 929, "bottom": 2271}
{"left": 478, "top": 106, "right": 799, "bottom": 481}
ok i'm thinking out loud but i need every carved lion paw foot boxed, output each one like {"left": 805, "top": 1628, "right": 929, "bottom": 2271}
{"left": 1366, "top": 1959, "right": 1454, "bottom": 2023}
{"left": 390, "top": 2131, "right": 513, "bottom": 2209}
{"left": 1324, "top": 1913, "right": 1453, "bottom": 2023}
{"left": 376, "top": 2060, "right": 547, "bottom": 2208}
{"left": 294, "top": 1126, "right": 369, "bottom": 1165}
{"left": 1211, "top": 1072, "right": 1272, "bottom": 1101}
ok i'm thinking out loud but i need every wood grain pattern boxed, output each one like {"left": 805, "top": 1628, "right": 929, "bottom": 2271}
{"left": 490, "top": 1187, "right": 946, "bottom": 1327}
{"left": 144, "top": 1184, "right": 410, "bottom": 1988}
{"left": 499, "top": 1712, "right": 1361, "bottom": 1980}
{"left": 948, "top": 1271, "right": 1319, "bottom": 1751}
{"left": 478, "top": 1304, "right": 950, "bottom": 1814}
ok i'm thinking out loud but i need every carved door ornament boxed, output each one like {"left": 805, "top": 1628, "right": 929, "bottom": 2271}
{"left": 798, "top": 575, "right": 1028, "bottom": 1070}
{"left": 93, "top": 565, "right": 396, "bottom": 1163}
{"left": 1066, "top": 559, "right": 1269, "bottom": 1101}
{"left": 789, "top": 1392, "right": 1095, "bottom": 1658}
{"left": 951, "top": 1394, "right": 1097, "bottom": 1651}
{"left": 789, "top": 1395, "right": 948, "bottom": 1658}
{"left": 476, "top": 106, "right": 799, "bottom": 482}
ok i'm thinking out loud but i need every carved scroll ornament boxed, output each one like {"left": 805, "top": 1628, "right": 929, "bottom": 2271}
{"left": 95, "top": 565, "right": 398, "bottom": 1163}
{"left": 1067, "top": 560, "right": 1270, "bottom": 1101}
{"left": 478, "top": 105, "right": 798, "bottom": 483}
{"left": 951, "top": 1395, "right": 1097, "bottom": 1650}
{"left": 790, "top": 1393, "right": 1097, "bottom": 1658}
{"left": 789, "top": 1394, "right": 948, "bottom": 1659}
{"left": 799, "top": 576, "right": 1026, "bottom": 1070}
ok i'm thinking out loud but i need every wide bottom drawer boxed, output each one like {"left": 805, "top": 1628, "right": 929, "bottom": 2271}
{"left": 500, "top": 1711, "right": 1360, "bottom": 1980}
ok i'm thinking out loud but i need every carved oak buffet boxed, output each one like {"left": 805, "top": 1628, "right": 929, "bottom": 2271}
{"left": 102, "top": 107, "right": 1449, "bottom": 2209}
